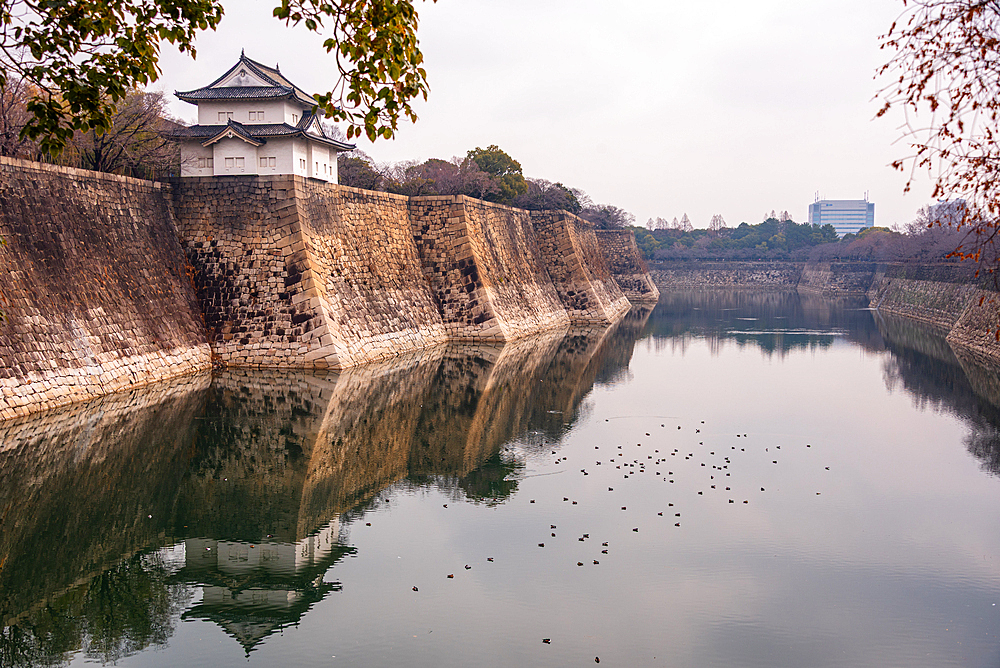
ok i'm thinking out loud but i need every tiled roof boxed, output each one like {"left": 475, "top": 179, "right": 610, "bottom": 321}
{"left": 168, "top": 119, "right": 355, "bottom": 151}
{"left": 175, "top": 52, "right": 315, "bottom": 107}
{"left": 175, "top": 86, "right": 297, "bottom": 102}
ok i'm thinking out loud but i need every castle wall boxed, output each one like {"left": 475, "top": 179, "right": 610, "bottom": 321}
{"left": 595, "top": 230, "right": 660, "bottom": 302}
{"left": 408, "top": 195, "right": 570, "bottom": 340}
{"left": 531, "top": 210, "right": 632, "bottom": 323}
{"left": 0, "top": 157, "right": 211, "bottom": 420}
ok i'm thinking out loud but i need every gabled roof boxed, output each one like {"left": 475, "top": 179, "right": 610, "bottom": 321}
{"left": 168, "top": 117, "right": 355, "bottom": 152}
{"left": 175, "top": 51, "right": 316, "bottom": 108}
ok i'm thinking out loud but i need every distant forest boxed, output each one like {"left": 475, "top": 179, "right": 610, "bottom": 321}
{"left": 633, "top": 211, "right": 975, "bottom": 265}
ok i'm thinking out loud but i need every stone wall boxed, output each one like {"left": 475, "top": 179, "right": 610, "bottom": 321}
{"left": 595, "top": 230, "right": 660, "bottom": 302}
{"left": 868, "top": 263, "right": 981, "bottom": 331}
{"left": 798, "top": 261, "right": 878, "bottom": 295}
{"left": 172, "top": 176, "right": 447, "bottom": 368}
{"left": 0, "top": 157, "right": 211, "bottom": 420}
{"left": 408, "top": 195, "right": 570, "bottom": 340}
{"left": 531, "top": 210, "right": 632, "bottom": 323}
{"left": 649, "top": 261, "right": 803, "bottom": 290}
{"left": 1, "top": 160, "right": 660, "bottom": 419}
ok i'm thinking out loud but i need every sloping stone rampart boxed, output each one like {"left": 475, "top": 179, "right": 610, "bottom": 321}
{"left": 1, "top": 160, "right": 660, "bottom": 418}
{"left": 0, "top": 157, "right": 211, "bottom": 420}
{"left": 798, "top": 261, "right": 877, "bottom": 295}
{"left": 172, "top": 175, "right": 447, "bottom": 368}
{"left": 531, "top": 211, "right": 632, "bottom": 323}
{"left": 408, "top": 195, "right": 570, "bottom": 340}
{"left": 595, "top": 230, "right": 660, "bottom": 302}
{"left": 867, "top": 263, "right": 981, "bottom": 331}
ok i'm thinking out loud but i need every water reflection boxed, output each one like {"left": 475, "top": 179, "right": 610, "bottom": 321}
{"left": 6, "top": 294, "right": 1000, "bottom": 665}
{"left": 644, "top": 290, "right": 883, "bottom": 357}
{"left": 0, "top": 310, "right": 651, "bottom": 663}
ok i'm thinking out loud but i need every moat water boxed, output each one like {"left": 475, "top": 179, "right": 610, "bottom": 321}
{"left": 4, "top": 291, "right": 1000, "bottom": 667}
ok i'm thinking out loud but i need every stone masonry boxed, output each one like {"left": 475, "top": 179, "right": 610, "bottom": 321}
{"left": 2, "top": 160, "right": 660, "bottom": 418}
{"left": 409, "top": 195, "right": 570, "bottom": 340}
{"left": 0, "top": 157, "right": 211, "bottom": 420}
{"left": 595, "top": 230, "right": 660, "bottom": 302}
{"left": 171, "top": 175, "right": 447, "bottom": 368}
{"left": 531, "top": 210, "right": 632, "bottom": 323}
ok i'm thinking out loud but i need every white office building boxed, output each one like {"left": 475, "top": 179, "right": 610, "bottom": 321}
{"left": 808, "top": 198, "right": 875, "bottom": 236}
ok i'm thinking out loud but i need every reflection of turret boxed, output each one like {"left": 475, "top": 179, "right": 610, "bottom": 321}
{"left": 0, "top": 309, "right": 657, "bottom": 660}
{"left": 174, "top": 518, "right": 354, "bottom": 653}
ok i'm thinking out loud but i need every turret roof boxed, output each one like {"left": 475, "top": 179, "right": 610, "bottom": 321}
{"left": 175, "top": 51, "right": 316, "bottom": 108}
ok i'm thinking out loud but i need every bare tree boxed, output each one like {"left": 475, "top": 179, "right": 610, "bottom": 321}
{"left": 877, "top": 0, "right": 1000, "bottom": 267}
{"left": 709, "top": 214, "right": 727, "bottom": 232}
{"left": 62, "top": 90, "right": 179, "bottom": 179}
{"left": 680, "top": 213, "right": 693, "bottom": 232}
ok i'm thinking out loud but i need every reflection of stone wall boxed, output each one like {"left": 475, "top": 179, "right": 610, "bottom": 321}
{"left": 595, "top": 230, "right": 660, "bottom": 302}
{"left": 0, "top": 157, "right": 211, "bottom": 420}
{"left": 532, "top": 211, "right": 632, "bottom": 323}
{"left": 408, "top": 196, "right": 570, "bottom": 340}
{"left": 947, "top": 289, "right": 1000, "bottom": 362}
{"left": 0, "top": 374, "right": 210, "bottom": 625}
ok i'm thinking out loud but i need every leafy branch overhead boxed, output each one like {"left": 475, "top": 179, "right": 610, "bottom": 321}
{"left": 274, "top": 0, "right": 435, "bottom": 141}
{"left": 877, "top": 0, "right": 1000, "bottom": 265}
{"left": 0, "top": 0, "right": 434, "bottom": 153}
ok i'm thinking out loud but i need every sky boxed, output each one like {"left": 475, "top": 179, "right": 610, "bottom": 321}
{"left": 155, "top": 0, "right": 935, "bottom": 230}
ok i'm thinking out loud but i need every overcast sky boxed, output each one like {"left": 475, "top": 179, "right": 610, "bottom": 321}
{"left": 156, "top": 0, "right": 934, "bottom": 229}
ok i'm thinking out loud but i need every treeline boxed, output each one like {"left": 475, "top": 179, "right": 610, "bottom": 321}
{"left": 635, "top": 217, "right": 840, "bottom": 261}
{"left": 0, "top": 76, "right": 180, "bottom": 180}
{"left": 338, "top": 144, "right": 636, "bottom": 228}
{"left": 635, "top": 208, "right": 977, "bottom": 265}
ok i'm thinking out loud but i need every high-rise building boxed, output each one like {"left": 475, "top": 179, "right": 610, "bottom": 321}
{"left": 807, "top": 197, "right": 875, "bottom": 236}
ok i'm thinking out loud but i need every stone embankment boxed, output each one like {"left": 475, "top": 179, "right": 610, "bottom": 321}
{"left": 0, "top": 158, "right": 212, "bottom": 420}
{"left": 649, "top": 261, "right": 802, "bottom": 290}
{"left": 595, "top": 230, "right": 660, "bottom": 302}
{"left": 1, "top": 160, "right": 654, "bottom": 418}
{"left": 800, "top": 259, "right": 1000, "bottom": 361}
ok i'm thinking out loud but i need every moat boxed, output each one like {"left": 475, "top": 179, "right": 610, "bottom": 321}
{"left": 4, "top": 291, "right": 1000, "bottom": 667}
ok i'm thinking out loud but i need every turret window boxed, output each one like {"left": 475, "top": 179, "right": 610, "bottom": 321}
{"left": 218, "top": 111, "right": 233, "bottom": 122}
{"left": 249, "top": 111, "right": 265, "bottom": 121}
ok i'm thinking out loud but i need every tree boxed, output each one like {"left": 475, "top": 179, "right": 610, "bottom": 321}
{"left": 338, "top": 152, "right": 384, "bottom": 190}
{"left": 467, "top": 145, "right": 528, "bottom": 204}
{"left": 680, "top": 213, "right": 693, "bottom": 232}
{"left": 512, "top": 179, "right": 582, "bottom": 213}
{"left": 0, "top": 0, "right": 435, "bottom": 155}
{"left": 63, "top": 90, "right": 179, "bottom": 179}
{"left": 709, "top": 214, "right": 727, "bottom": 232}
{"left": 580, "top": 204, "right": 635, "bottom": 230}
{"left": 877, "top": 0, "right": 1000, "bottom": 265}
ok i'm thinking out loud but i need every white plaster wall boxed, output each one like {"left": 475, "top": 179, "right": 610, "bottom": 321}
{"left": 292, "top": 139, "right": 310, "bottom": 178}
{"left": 196, "top": 100, "right": 309, "bottom": 126}
{"left": 253, "top": 140, "right": 296, "bottom": 175}
{"left": 179, "top": 142, "right": 215, "bottom": 177}
{"left": 212, "top": 137, "right": 258, "bottom": 176}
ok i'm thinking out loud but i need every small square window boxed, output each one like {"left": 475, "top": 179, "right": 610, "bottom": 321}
{"left": 197, "top": 157, "right": 205, "bottom": 168}
{"left": 257, "top": 111, "right": 264, "bottom": 120}
{"left": 260, "top": 157, "right": 268, "bottom": 168}
{"left": 225, "top": 157, "right": 234, "bottom": 168}
{"left": 218, "top": 112, "right": 226, "bottom": 122}
{"left": 235, "top": 157, "right": 244, "bottom": 168}
{"left": 207, "top": 158, "right": 214, "bottom": 168}
{"left": 248, "top": 111, "right": 256, "bottom": 121}
{"left": 227, "top": 111, "right": 233, "bottom": 120}
{"left": 268, "top": 157, "right": 276, "bottom": 167}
